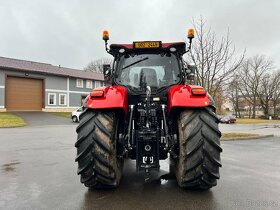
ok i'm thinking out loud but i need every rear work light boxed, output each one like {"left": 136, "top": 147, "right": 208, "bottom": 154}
{"left": 191, "top": 88, "right": 206, "bottom": 96}
{"left": 90, "top": 90, "right": 104, "bottom": 98}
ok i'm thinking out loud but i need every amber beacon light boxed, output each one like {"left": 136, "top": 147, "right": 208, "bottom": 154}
{"left": 103, "top": 30, "right": 109, "bottom": 41}
{"left": 187, "top": 28, "right": 195, "bottom": 39}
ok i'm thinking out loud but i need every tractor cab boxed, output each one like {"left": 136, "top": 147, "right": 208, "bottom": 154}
{"left": 110, "top": 42, "right": 186, "bottom": 95}
{"left": 102, "top": 30, "right": 195, "bottom": 94}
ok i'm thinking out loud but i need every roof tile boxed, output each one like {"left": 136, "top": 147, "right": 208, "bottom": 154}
{"left": 0, "top": 56, "right": 104, "bottom": 81}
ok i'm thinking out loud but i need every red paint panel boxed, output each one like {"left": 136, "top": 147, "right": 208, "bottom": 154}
{"left": 87, "top": 86, "right": 128, "bottom": 116}
{"left": 168, "top": 85, "right": 210, "bottom": 113}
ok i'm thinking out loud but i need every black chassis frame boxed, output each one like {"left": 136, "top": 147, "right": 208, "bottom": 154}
{"left": 118, "top": 95, "right": 178, "bottom": 173}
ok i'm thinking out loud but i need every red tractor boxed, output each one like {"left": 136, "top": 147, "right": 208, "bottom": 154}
{"left": 75, "top": 29, "right": 222, "bottom": 190}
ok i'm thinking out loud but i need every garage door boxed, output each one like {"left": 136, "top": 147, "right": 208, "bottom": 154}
{"left": 6, "top": 76, "right": 43, "bottom": 111}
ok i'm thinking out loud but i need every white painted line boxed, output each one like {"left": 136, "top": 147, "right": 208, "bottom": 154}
{"left": 67, "top": 77, "right": 70, "bottom": 107}
{"left": 46, "top": 89, "right": 67, "bottom": 93}
{"left": 45, "top": 89, "right": 90, "bottom": 94}
{"left": 69, "top": 90, "right": 90, "bottom": 94}
{"left": 44, "top": 106, "right": 78, "bottom": 109}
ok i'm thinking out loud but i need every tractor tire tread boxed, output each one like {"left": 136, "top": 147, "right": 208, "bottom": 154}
{"left": 176, "top": 108, "right": 222, "bottom": 190}
{"left": 75, "top": 109, "right": 122, "bottom": 189}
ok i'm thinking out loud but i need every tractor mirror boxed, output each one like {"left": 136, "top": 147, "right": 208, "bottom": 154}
{"left": 185, "top": 64, "right": 196, "bottom": 81}
{"left": 187, "top": 64, "right": 196, "bottom": 74}
{"left": 103, "top": 64, "right": 111, "bottom": 83}
{"left": 185, "top": 69, "right": 191, "bottom": 74}
{"left": 103, "top": 64, "right": 111, "bottom": 75}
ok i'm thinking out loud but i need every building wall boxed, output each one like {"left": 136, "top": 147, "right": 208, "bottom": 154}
{"left": 69, "top": 78, "right": 104, "bottom": 92}
{"left": 48, "top": 78, "right": 90, "bottom": 108}
{"left": 43, "top": 77, "right": 93, "bottom": 109}
{"left": 67, "top": 78, "right": 104, "bottom": 107}
{"left": 0, "top": 88, "right": 4, "bottom": 109}
{"left": 45, "top": 76, "right": 67, "bottom": 89}
{"left": 69, "top": 92, "right": 86, "bottom": 107}
{"left": 0, "top": 69, "right": 5, "bottom": 85}
{"left": 0, "top": 70, "right": 5, "bottom": 108}
{"left": 45, "top": 76, "right": 66, "bottom": 109}
{"left": 0, "top": 68, "right": 103, "bottom": 111}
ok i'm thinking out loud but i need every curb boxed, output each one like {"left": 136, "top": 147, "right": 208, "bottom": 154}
{"left": 0, "top": 124, "right": 26, "bottom": 128}
{"left": 221, "top": 134, "right": 274, "bottom": 141}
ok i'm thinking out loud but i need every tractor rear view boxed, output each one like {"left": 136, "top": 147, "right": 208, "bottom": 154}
{"left": 75, "top": 29, "right": 222, "bottom": 190}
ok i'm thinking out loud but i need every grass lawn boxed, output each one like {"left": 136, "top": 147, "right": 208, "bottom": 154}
{"left": 221, "top": 132, "right": 259, "bottom": 139}
{"left": 236, "top": 118, "right": 280, "bottom": 124}
{"left": 0, "top": 113, "right": 26, "bottom": 128}
{"left": 50, "top": 112, "right": 72, "bottom": 118}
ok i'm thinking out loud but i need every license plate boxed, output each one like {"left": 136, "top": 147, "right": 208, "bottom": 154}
{"left": 133, "top": 41, "right": 161, "bottom": 49}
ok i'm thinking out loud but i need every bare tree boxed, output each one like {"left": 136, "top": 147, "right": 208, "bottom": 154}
{"left": 213, "top": 86, "right": 224, "bottom": 114}
{"left": 84, "top": 58, "right": 112, "bottom": 73}
{"left": 258, "top": 70, "right": 278, "bottom": 118}
{"left": 185, "top": 17, "right": 245, "bottom": 98}
{"left": 238, "top": 55, "right": 273, "bottom": 118}
{"left": 227, "top": 74, "right": 242, "bottom": 118}
{"left": 271, "top": 70, "right": 280, "bottom": 118}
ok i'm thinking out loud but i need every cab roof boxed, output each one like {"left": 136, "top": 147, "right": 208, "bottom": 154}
{"left": 109, "top": 42, "right": 186, "bottom": 56}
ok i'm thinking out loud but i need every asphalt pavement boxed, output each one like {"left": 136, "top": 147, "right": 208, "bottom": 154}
{"left": 13, "top": 112, "right": 72, "bottom": 126}
{"left": 0, "top": 114, "right": 280, "bottom": 210}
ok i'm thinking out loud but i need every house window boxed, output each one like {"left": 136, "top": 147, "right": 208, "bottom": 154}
{"left": 48, "top": 93, "right": 56, "bottom": 105}
{"left": 95, "top": 81, "right": 101, "bottom": 88}
{"left": 86, "top": 80, "right": 92, "bottom": 89}
{"left": 76, "top": 79, "right": 83, "bottom": 88}
{"left": 59, "top": 94, "right": 66, "bottom": 105}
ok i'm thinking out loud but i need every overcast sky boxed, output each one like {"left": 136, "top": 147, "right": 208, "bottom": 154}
{"left": 0, "top": 0, "right": 280, "bottom": 69}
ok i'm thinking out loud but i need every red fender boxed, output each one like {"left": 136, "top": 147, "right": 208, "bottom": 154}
{"left": 87, "top": 86, "right": 128, "bottom": 116}
{"left": 168, "top": 85, "right": 211, "bottom": 113}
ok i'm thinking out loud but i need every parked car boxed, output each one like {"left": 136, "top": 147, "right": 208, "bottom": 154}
{"left": 217, "top": 115, "right": 223, "bottom": 121}
{"left": 220, "top": 115, "right": 236, "bottom": 124}
{"left": 71, "top": 106, "right": 84, "bottom": 123}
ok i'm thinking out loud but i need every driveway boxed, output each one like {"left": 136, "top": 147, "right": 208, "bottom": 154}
{"left": 13, "top": 112, "right": 72, "bottom": 126}
{"left": 0, "top": 123, "right": 280, "bottom": 210}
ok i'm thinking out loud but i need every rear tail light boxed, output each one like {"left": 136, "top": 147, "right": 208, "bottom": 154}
{"left": 90, "top": 90, "right": 104, "bottom": 98}
{"left": 191, "top": 88, "right": 206, "bottom": 96}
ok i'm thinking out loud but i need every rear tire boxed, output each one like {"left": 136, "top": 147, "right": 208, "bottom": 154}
{"left": 75, "top": 109, "right": 123, "bottom": 189}
{"left": 176, "top": 107, "right": 222, "bottom": 190}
